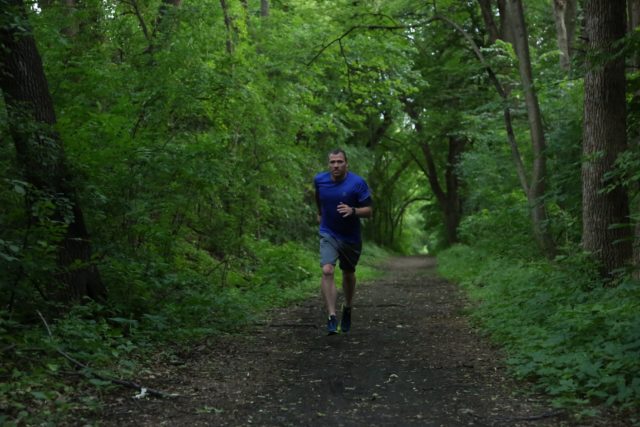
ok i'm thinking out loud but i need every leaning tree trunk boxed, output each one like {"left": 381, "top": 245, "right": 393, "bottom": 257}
{"left": 582, "top": 0, "right": 632, "bottom": 275}
{"left": 0, "top": 0, "right": 106, "bottom": 301}
{"left": 417, "top": 130, "right": 464, "bottom": 247}
{"left": 505, "top": 0, "right": 556, "bottom": 257}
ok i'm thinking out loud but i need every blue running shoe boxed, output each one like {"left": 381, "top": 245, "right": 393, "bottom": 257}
{"left": 327, "top": 315, "right": 338, "bottom": 335}
{"left": 340, "top": 306, "right": 351, "bottom": 333}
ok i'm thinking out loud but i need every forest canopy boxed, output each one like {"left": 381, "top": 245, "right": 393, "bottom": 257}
{"left": 1, "top": 0, "right": 639, "bottom": 424}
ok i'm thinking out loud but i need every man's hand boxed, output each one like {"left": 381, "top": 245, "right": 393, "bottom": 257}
{"left": 337, "top": 203, "right": 355, "bottom": 218}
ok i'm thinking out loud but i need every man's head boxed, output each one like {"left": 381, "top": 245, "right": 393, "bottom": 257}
{"left": 328, "top": 149, "right": 348, "bottom": 181}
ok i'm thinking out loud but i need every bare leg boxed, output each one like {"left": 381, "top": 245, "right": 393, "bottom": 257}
{"left": 321, "top": 264, "right": 337, "bottom": 316}
{"left": 342, "top": 270, "right": 356, "bottom": 307}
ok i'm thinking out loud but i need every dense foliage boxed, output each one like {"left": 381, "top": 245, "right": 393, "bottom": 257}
{"left": 1, "top": 0, "right": 639, "bottom": 424}
{"left": 439, "top": 246, "right": 640, "bottom": 417}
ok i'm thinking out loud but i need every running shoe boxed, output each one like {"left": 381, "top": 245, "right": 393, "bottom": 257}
{"left": 340, "top": 306, "right": 351, "bottom": 333}
{"left": 327, "top": 315, "right": 338, "bottom": 335}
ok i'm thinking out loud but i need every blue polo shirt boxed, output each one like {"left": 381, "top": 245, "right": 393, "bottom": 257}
{"left": 314, "top": 171, "right": 372, "bottom": 243}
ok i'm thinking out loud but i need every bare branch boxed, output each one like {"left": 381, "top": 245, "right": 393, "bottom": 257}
{"left": 306, "top": 25, "right": 407, "bottom": 66}
{"left": 36, "top": 310, "right": 178, "bottom": 399}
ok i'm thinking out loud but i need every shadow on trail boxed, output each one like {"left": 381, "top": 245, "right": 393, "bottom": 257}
{"left": 99, "top": 256, "right": 567, "bottom": 427}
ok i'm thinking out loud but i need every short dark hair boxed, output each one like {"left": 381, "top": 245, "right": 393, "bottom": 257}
{"left": 329, "top": 148, "right": 348, "bottom": 162}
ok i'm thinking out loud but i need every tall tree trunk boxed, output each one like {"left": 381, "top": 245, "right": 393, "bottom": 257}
{"left": 476, "top": 0, "right": 512, "bottom": 43}
{"left": 0, "top": 0, "right": 106, "bottom": 301}
{"left": 405, "top": 100, "right": 464, "bottom": 247}
{"left": 220, "top": 0, "right": 234, "bottom": 54}
{"left": 417, "top": 136, "right": 464, "bottom": 246}
{"left": 627, "top": 0, "right": 640, "bottom": 277}
{"left": 441, "top": 136, "right": 465, "bottom": 245}
{"left": 552, "top": 0, "right": 577, "bottom": 71}
{"left": 496, "top": 0, "right": 513, "bottom": 43}
{"left": 582, "top": 0, "right": 632, "bottom": 274}
{"left": 505, "top": 0, "right": 555, "bottom": 256}
{"left": 260, "top": 0, "right": 269, "bottom": 17}
{"left": 629, "top": 0, "right": 640, "bottom": 70}
{"left": 478, "top": 0, "right": 500, "bottom": 43}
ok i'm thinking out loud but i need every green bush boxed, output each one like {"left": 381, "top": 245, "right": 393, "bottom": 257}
{"left": 438, "top": 244, "right": 640, "bottom": 415}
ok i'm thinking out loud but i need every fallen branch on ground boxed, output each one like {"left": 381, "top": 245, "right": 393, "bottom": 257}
{"left": 37, "top": 310, "right": 178, "bottom": 399}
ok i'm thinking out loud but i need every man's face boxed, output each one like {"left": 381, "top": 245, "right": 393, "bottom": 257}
{"left": 328, "top": 152, "right": 348, "bottom": 180}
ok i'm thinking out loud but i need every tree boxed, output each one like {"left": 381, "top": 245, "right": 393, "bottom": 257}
{"left": 220, "top": 0, "right": 235, "bottom": 54}
{"left": 478, "top": 0, "right": 511, "bottom": 43}
{"left": 504, "top": 0, "right": 555, "bottom": 256}
{"left": 404, "top": 101, "right": 465, "bottom": 246}
{"left": 581, "top": 0, "right": 632, "bottom": 274}
{"left": 552, "top": 0, "right": 577, "bottom": 71}
{"left": 629, "top": 0, "right": 640, "bottom": 275}
{"left": 0, "top": 0, "right": 106, "bottom": 301}
{"left": 436, "top": 2, "right": 555, "bottom": 255}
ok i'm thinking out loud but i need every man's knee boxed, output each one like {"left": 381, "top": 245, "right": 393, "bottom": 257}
{"left": 322, "top": 264, "right": 335, "bottom": 276}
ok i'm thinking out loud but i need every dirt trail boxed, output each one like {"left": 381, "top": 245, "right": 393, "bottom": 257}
{"left": 98, "top": 256, "right": 571, "bottom": 426}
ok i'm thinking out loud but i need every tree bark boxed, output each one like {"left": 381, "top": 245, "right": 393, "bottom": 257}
{"left": 443, "top": 136, "right": 465, "bottom": 244}
{"left": 0, "top": 0, "right": 106, "bottom": 301}
{"left": 629, "top": 0, "right": 640, "bottom": 277}
{"left": 505, "top": 0, "right": 555, "bottom": 256}
{"left": 552, "top": 0, "right": 577, "bottom": 71}
{"left": 582, "top": 0, "right": 632, "bottom": 274}
{"left": 477, "top": 0, "right": 500, "bottom": 43}
{"left": 629, "top": 0, "right": 640, "bottom": 69}
{"left": 261, "top": 0, "right": 269, "bottom": 17}
{"left": 496, "top": 0, "right": 513, "bottom": 43}
{"left": 404, "top": 100, "right": 464, "bottom": 247}
{"left": 220, "top": 0, "right": 234, "bottom": 54}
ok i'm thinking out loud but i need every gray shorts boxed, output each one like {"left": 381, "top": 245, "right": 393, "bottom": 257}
{"left": 319, "top": 233, "right": 362, "bottom": 272}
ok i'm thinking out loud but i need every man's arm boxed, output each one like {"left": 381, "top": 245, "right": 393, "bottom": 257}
{"left": 353, "top": 205, "right": 372, "bottom": 218}
{"left": 337, "top": 199, "right": 373, "bottom": 218}
{"left": 314, "top": 187, "right": 322, "bottom": 223}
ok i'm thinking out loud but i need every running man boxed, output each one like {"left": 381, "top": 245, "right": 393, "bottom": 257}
{"left": 314, "top": 148, "right": 373, "bottom": 335}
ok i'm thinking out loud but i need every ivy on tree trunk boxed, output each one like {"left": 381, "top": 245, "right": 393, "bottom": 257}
{"left": 0, "top": 0, "right": 106, "bottom": 302}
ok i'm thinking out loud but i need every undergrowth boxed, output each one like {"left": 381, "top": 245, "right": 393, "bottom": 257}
{"left": 0, "top": 240, "right": 387, "bottom": 426}
{"left": 438, "top": 244, "right": 640, "bottom": 423}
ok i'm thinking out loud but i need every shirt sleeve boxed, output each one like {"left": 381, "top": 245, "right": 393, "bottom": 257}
{"left": 356, "top": 179, "right": 372, "bottom": 205}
